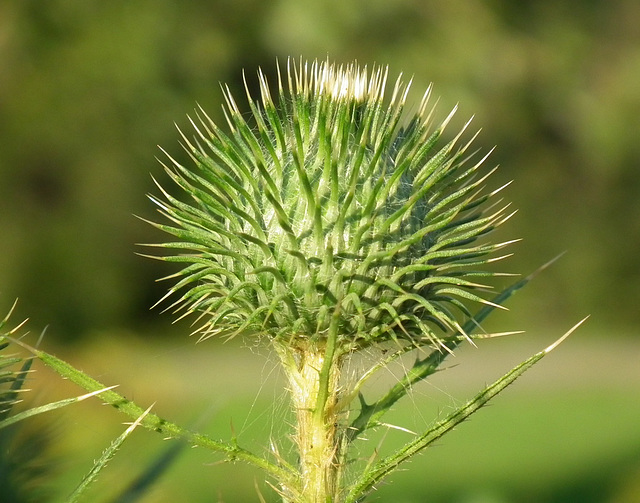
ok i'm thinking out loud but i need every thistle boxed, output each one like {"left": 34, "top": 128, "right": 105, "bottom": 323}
{"left": 143, "top": 58, "right": 523, "bottom": 502}
{"left": 0, "top": 58, "right": 584, "bottom": 503}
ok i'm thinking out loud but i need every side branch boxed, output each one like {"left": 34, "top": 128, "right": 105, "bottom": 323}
{"left": 347, "top": 263, "right": 551, "bottom": 442}
{"left": 6, "top": 336, "right": 298, "bottom": 487}
{"left": 345, "top": 317, "right": 587, "bottom": 503}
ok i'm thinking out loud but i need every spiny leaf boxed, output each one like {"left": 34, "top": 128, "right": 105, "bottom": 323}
{"left": 345, "top": 258, "right": 563, "bottom": 442}
{"left": 66, "top": 405, "right": 154, "bottom": 503}
{"left": 345, "top": 317, "right": 588, "bottom": 503}
{"left": 4, "top": 335, "right": 297, "bottom": 485}
{"left": 0, "top": 386, "right": 118, "bottom": 431}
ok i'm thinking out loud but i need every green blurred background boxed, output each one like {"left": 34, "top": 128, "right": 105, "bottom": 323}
{"left": 1, "top": 1, "right": 639, "bottom": 502}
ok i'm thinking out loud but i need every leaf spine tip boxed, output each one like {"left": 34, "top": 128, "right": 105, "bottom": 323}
{"left": 544, "top": 316, "right": 588, "bottom": 353}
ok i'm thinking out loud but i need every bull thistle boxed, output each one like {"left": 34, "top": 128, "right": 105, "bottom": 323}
{"left": 0, "top": 58, "right": 585, "bottom": 502}
{"left": 140, "top": 58, "right": 572, "bottom": 502}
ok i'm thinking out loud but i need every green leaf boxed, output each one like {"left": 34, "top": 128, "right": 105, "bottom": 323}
{"left": 4, "top": 336, "right": 297, "bottom": 486}
{"left": 346, "top": 256, "right": 564, "bottom": 442}
{"left": 0, "top": 386, "right": 117, "bottom": 431}
{"left": 345, "top": 317, "right": 587, "bottom": 503}
{"left": 66, "top": 405, "right": 154, "bottom": 503}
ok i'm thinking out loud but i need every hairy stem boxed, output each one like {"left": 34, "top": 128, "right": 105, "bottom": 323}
{"left": 276, "top": 341, "right": 345, "bottom": 502}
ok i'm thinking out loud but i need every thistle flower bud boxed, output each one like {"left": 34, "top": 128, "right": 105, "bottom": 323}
{"left": 146, "top": 58, "right": 514, "bottom": 351}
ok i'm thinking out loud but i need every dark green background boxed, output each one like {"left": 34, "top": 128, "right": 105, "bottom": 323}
{"left": 2, "top": 0, "right": 638, "bottom": 340}
{"left": 1, "top": 1, "right": 639, "bottom": 502}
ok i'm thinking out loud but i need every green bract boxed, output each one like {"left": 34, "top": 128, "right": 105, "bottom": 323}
{"left": 145, "top": 59, "right": 514, "bottom": 351}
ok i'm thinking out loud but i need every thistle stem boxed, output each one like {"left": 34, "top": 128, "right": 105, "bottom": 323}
{"left": 277, "top": 342, "right": 344, "bottom": 503}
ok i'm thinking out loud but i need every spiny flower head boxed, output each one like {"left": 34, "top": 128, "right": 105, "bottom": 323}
{"left": 145, "top": 58, "right": 515, "bottom": 352}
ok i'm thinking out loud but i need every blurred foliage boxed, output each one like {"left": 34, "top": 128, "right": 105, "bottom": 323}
{"left": 0, "top": 418, "right": 58, "bottom": 503}
{"left": 1, "top": 0, "right": 639, "bottom": 341}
